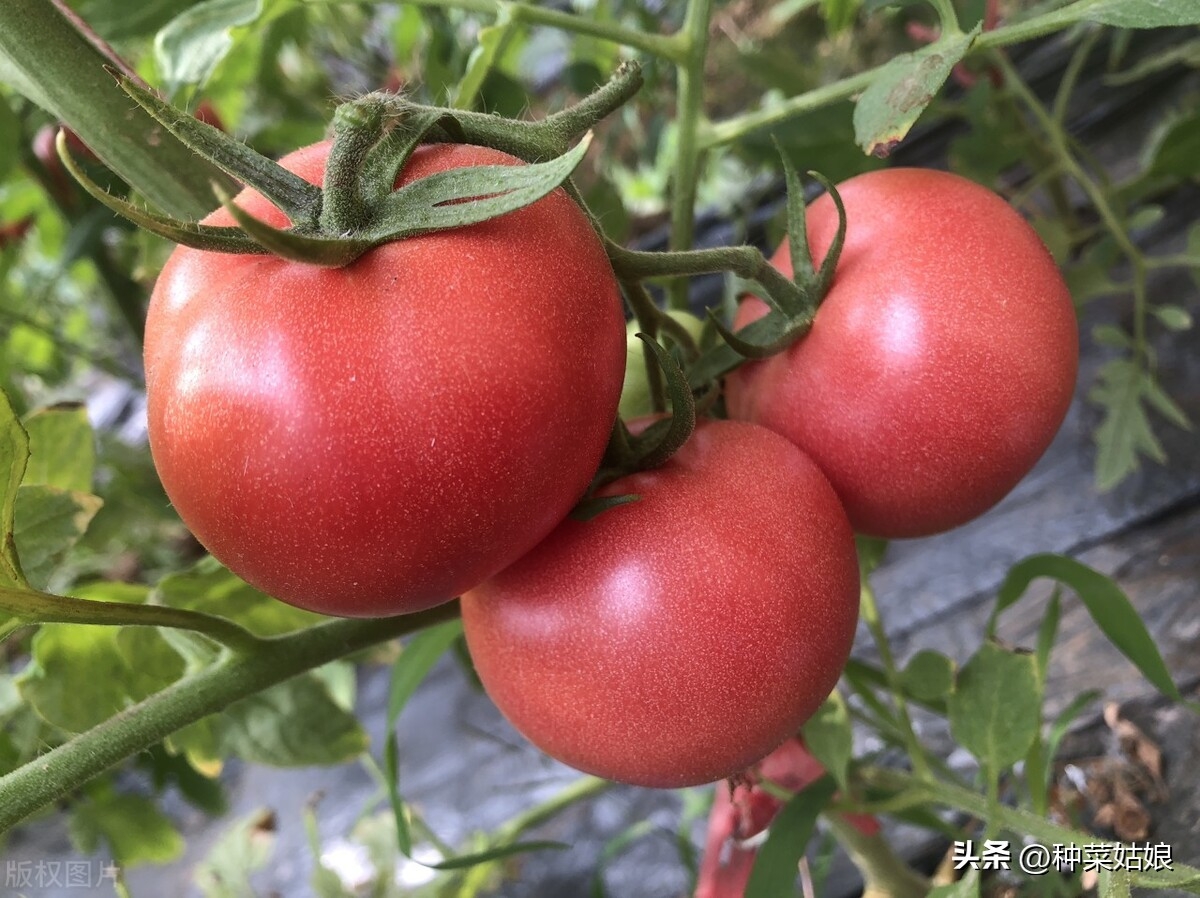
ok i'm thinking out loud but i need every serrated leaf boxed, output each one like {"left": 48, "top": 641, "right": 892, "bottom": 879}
{"left": 1077, "top": 0, "right": 1200, "bottom": 28}
{"left": 70, "top": 786, "right": 185, "bottom": 866}
{"left": 948, "top": 641, "right": 1040, "bottom": 774}
{"left": 13, "top": 485, "right": 103, "bottom": 589}
{"left": 853, "top": 25, "right": 980, "bottom": 157}
{"left": 155, "top": 0, "right": 266, "bottom": 98}
{"left": 745, "top": 777, "right": 837, "bottom": 898}
{"left": 901, "top": 649, "right": 956, "bottom": 702}
{"left": 992, "top": 554, "right": 1187, "bottom": 704}
{"left": 1089, "top": 355, "right": 1190, "bottom": 487}
{"left": 1090, "top": 359, "right": 1174, "bottom": 490}
{"left": 800, "top": 698, "right": 852, "bottom": 791}
{"left": 0, "top": 388, "right": 29, "bottom": 589}
{"left": 19, "top": 623, "right": 184, "bottom": 733}
{"left": 22, "top": 404, "right": 95, "bottom": 493}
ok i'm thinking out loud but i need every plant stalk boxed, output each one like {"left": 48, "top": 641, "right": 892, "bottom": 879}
{"left": 0, "top": 602, "right": 460, "bottom": 833}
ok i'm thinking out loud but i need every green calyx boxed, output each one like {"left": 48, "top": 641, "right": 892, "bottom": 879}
{"left": 57, "top": 62, "right": 646, "bottom": 268}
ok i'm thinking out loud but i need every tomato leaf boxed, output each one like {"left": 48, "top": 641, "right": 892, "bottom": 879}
{"left": 989, "top": 553, "right": 1191, "bottom": 706}
{"left": 0, "top": 389, "right": 29, "bottom": 590}
{"left": 853, "top": 25, "right": 980, "bottom": 157}
{"left": 1090, "top": 358, "right": 1190, "bottom": 491}
{"left": 744, "top": 776, "right": 837, "bottom": 898}
{"left": 21, "top": 404, "right": 94, "bottom": 494}
{"left": 451, "top": 5, "right": 516, "bottom": 110}
{"left": 70, "top": 783, "right": 185, "bottom": 866}
{"left": 801, "top": 697, "right": 853, "bottom": 791}
{"left": 193, "top": 809, "right": 278, "bottom": 897}
{"left": 387, "top": 620, "right": 462, "bottom": 726}
{"left": 13, "top": 485, "right": 102, "bottom": 589}
{"left": 1074, "top": 0, "right": 1200, "bottom": 28}
{"left": 155, "top": 556, "right": 326, "bottom": 637}
{"left": 19, "top": 619, "right": 183, "bottom": 733}
{"left": 947, "top": 641, "right": 1041, "bottom": 776}
{"left": 900, "top": 649, "right": 956, "bottom": 703}
{"left": 154, "top": 0, "right": 267, "bottom": 98}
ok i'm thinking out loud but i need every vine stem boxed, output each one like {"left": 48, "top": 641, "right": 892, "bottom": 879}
{"left": 993, "top": 51, "right": 1149, "bottom": 356}
{"left": 382, "top": 0, "right": 685, "bottom": 63}
{"left": 824, "top": 813, "right": 929, "bottom": 898}
{"left": 0, "top": 585, "right": 265, "bottom": 654}
{"left": 858, "top": 580, "right": 934, "bottom": 782}
{"left": 0, "top": 602, "right": 460, "bottom": 834}
{"left": 667, "top": 0, "right": 716, "bottom": 311}
{"left": 863, "top": 766, "right": 1200, "bottom": 888}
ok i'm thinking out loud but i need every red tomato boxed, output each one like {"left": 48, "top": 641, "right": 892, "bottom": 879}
{"left": 145, "top": 142, "right": 626, "bottom": 617}
{"left": 726, "top": 168, "right": 1078, "bottom": 538}
{"left": 460, "top": 420, "right": 860, "bottom": 788}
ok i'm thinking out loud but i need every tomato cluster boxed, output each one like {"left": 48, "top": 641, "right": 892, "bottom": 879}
{"left": 146, "top": 157, "right": 1075, "bottom": 787}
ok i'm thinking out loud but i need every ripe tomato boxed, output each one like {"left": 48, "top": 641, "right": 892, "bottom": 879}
{"left": 145, "top": 142, "right": 626, "bottom": 617}
{"left": 460, "top": 420, "right": 860, "bottom": 788}
{"left": 726, "top": 168, "right": 1078, "bottom": 538}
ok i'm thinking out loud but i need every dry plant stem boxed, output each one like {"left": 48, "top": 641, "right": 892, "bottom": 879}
{"left": 0, "top": 602, "right": 461, "bottom": 834}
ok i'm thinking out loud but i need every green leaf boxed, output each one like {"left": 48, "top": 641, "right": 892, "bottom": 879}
{"left": 215, "top": 676, "right": 368, "bottom": 766}
{"left": 70, "top": 785, "right": 185, "bottom": 866}
{"left": 900, "top": 649, "right": 956, "bottom": 702}
{"left": 451, "top": 6, "right": 515, "bottom": 110}
{"left": 928, "top": 869, "right": 981, "bottom": 898}
{"left": 194, "top": 809, "right": 278, "bottom": 898}
{"left": 0, "top": 0, "right": 233, "bottom": 219}
{"left": 853, "top": 25, "right": 981, "bottom": 157}
{"left": 0, "top": 97, "right": 18, "bottom": 182}
{"left": 821, "top": 0, "right": 862, "bottom": 33}
{"left": 19, "top": 622, "right": 184, "bottom": 733}
{"left": 388, "top": 620, "right": 462, "bottom": 726}
{"left": 801, "top": 698, "right": 853, "bottom": 791}
{"left": 1090, "top": 358, "right": 1189, "bottom": 490}
{"left": 990, "top": 553, "right": 1189, "bottom": 704}
{"left": 0, "top": 388, "right": 29, "bottom": 590}
{"left": 155, "top": 0, "right": 266, "bottom": 98}
{"left": 745, "top": 777, "right": 838, "bottom": 898}
{"left": 155, "top": 556, "right": 325, "bottom": 637}
{"left": 1076, "top": 0, "right": 1200, "bottom": 28}
{"left": 13, "top": 485, "right": 103, "bottom": 588}
{"left": 1153, "top": 305, "right": 1193, "bottom": 332}
{"left": 948, "top": 641, "right": 1041, "bottom": 774}
{"left": 22, "top": 404, "right": 95, "bottom": 493}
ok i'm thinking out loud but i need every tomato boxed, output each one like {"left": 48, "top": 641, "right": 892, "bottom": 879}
{"left": 460, "top": 420, "right": 860, "bottom": 788}
{"left": 726, "top": 168, "right": 1078, "bottom": 538}
{"left": 145, "top": 142, "right": 626, "bottom": 617}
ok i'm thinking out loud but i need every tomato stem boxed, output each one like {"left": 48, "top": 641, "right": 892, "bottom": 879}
{"left": 0, "top": 602, "right": 461, "bottom": 835}
{"left": 0, "top": 584, "right": 265, "bottom": 654}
